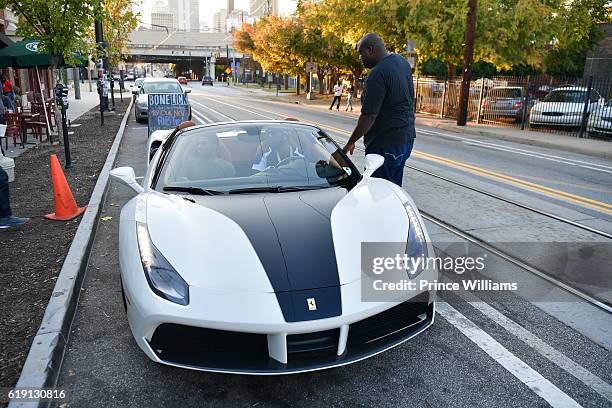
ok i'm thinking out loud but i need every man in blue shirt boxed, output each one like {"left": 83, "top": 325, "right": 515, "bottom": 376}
{"left": 342, "top": 33, "right": 416, "bottom": 186}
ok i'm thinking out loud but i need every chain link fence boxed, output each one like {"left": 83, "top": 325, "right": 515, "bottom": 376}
{"left": 414, "top": 75, "right": 612, "bottom": 140}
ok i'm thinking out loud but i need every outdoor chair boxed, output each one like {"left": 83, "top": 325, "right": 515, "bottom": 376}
{"left": 4, "top": 113, "right": 24, "bottom": 148}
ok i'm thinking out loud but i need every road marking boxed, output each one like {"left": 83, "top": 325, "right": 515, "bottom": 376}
{"left": 195, "top": 95, "right": 276, "bottom": 119}
{"left": 191, "top": 109, "right": 212, "bottom": 124}
{"left": 455, "top": 291, "right": 612, "bottom": 402}
{"left": 437, "top": 302, "right": 582, "bottom": 408}
{"left": 417, "top": 128, "right": 612, "bottom": 173}
{"left": 190, "top": 100, "right": 235, "bottom": 121}
{"left": 414, "top": 151, "right": 612, "bottom": 213}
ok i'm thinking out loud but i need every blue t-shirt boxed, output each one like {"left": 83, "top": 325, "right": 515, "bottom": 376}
{"left": 361, "top": 54, "right": 416, "bottom": 149}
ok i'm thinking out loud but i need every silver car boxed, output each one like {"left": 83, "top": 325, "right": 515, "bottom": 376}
{"left": 131, "top": 78, "right": 145, "bottom": 101}
{"left": 134, "top": 78, "right": 191, "bottom": 124}
{"left": 481, "top": 86, "right": 526, "bottom": 122}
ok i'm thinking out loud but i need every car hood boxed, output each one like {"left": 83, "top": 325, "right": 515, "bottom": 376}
{"left": 144, "top": 180, "right": 410, "bottom": 294}
{"left": 532, "top": 101, "right": 585, "bottom": 113}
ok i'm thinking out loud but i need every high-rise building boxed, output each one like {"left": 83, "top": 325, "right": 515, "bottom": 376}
{"left": 213, "top": 9, "right": 228, "bottom": 33}
{"left": 167, "top": 0, "right": 198, "bottom": 31}
{"left": 228, "top": 0, "right": 234, "bottom": 13}
{"left": 249, "top": 0, "right": 278, "bottom": 18}
{"left": 151, "top": 11, "right": 174, "bottom": 30}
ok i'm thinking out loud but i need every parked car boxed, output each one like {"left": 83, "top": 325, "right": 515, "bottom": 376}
{"left": 481, "top": 86, "right": 527, "bottom": 122}
{"left": 587, "top": 99, "right": 612, "bottom": 136}
{"left": 131, "top": 78, "right": 145, "bottom": 101}
{"left": 201, "top": 76, "right": 213, "bottom": 86}
{"left": 110, "top": 120, "right": 436, "bottom": 374}
{"left": 177, "top": 76, "right": 188, "bottom": 85}
{"left": 529, "top": 86, "right": 605, "bottom": 127}
{"left": 127, "top": 72, "right": 135, "bottom": 81}
{"left": 134, "top": 78, "right": 192, "bottom": 123}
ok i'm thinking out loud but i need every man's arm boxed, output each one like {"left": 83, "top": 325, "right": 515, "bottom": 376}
{"left": 343, "top": 113, "right": 377, "bottom": 154}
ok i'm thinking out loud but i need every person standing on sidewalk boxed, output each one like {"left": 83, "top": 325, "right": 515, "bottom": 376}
{"left": 329, "top": 81, "right": 343, "bottom": 110}
{"left": 0, "top": 167, "right": 29, "bottom": 229}
{"left": 1, "top": 74, "right": 15, "bottom": 103}
{"left": 345, "top": 84, "right": 355, "bottom": 111}
{"left": 342, "top": 33, "right": 416, "bottom": 187}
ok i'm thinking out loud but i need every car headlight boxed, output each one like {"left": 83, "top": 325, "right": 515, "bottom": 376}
{"left": 404, "top": 203, "right": 428, "bottom": 279}
{"left": 136, "top": 222, "right": 189, "bottom": 305}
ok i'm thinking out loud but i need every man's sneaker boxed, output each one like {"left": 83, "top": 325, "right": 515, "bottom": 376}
{"left": 0, "top": 216, "right": 30, "bottom": 229}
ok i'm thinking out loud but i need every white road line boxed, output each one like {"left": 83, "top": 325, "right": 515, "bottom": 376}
{"left": 191, "top": 109, "right": 211, "bottom": 124}
{"left": 417, "top": 128, "right": 612, "bottom": 172}
{"left": 196, "top": 95, "right": 277, "bottom": 119}
{"left": 436, "top": 302, "right": 582, "bottom": 408}
{"left": 456, "top": 292, "right": 612, "bottom": 402}
{"left": 190, "top": 100, "right": 235, "bottom": 121}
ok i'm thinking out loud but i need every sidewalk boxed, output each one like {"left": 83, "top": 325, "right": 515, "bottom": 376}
{"left": 240, "top": 89, "right": 612, "bottom": 159}
{"left": 3, "top": 88, "right": 101, "bottom": 159}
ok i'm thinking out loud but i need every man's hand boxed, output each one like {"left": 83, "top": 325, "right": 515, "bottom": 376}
{"left": 343, "top": 143, "right": 355, "bottom": 155}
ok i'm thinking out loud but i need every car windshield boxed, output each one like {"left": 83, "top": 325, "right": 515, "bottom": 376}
{"left": 487, "top": 88, "right": 522, "bottom": 98}
{"left": 543, "top": 90, "right": 586, "bottom": 103}
{"left": 142, "top": 81, "right": 183, "bottom": 94}
{"left": 154, "top": 123, "right": 360, "bottom": 193}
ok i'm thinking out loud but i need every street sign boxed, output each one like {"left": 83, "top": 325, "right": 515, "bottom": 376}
{"left": 225, "top": 67, "right": 232, "bottom": 74}
{"left": 147, "top": 93, "right": 190, "bottom": 136}
{"left": 305, "top": 62, "right": 317, "bottom": 73}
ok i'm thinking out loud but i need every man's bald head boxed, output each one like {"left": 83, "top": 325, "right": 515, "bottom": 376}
{"left": 357, "top": 33, "right": 388, "bottom": 69}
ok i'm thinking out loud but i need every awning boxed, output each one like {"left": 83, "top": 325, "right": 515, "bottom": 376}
{"left": 0, "top": 39, "right": 87, "bottom": 69}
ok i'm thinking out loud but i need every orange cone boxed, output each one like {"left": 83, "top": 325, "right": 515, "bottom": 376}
{"left": 45, "top": 154, "right": 86, "bottom": 221}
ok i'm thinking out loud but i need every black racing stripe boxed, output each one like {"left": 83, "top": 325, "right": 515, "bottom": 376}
{"left": 193, "top": 188, "right": 347, "bottom": 322}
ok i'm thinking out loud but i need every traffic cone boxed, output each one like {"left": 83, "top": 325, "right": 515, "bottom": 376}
{"left": 45, "top": 154, "right": 86, "bottom": 221}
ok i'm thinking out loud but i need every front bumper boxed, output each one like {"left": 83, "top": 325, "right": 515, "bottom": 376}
{"left": 529, "top": 112, "right": 583, "bottom": 126}
{"left": 588, "top": 119, "right": 612, "bottom": 135}
{"left": 135, "top": 104, "right": 148, "bottom": 118}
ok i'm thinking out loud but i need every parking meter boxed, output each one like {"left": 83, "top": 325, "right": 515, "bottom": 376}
{"left": 109, "top": 75, "right": 116, "bottom": 110}
{"left": 54, "top": 83, "right": 72, "bottom": 168}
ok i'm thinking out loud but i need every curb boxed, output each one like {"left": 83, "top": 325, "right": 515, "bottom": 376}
{"left": 8, "top": 99, "right": 133, "bottom": 408}
{"left": 416, "top": 120, "right": 612, "bottom": 160}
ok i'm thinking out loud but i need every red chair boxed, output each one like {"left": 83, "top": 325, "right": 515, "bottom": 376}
{"left": 4, "top": 113, "right": 23, "bottom": 147}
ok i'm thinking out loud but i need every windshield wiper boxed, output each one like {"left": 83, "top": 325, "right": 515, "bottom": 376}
{"left": 228, "top": 185, "right": 327, "bottom": 194}
{"left": 163, "top": 186, "right": 225, "bottom": 196}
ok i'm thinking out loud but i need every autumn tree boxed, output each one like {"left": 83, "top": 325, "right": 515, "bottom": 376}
{"left": 96, "top": 0, "right": 140, "bottom": 69}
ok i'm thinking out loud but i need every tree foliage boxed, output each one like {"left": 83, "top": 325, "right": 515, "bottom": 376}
{"left": 0, "top": 0, "right": 101, "bottom": 65}
{"left": 234, "top": 0, "right": 611, "bottom": 80}
{"left": 97, "top": 0, "right": 140, "bottom": 68}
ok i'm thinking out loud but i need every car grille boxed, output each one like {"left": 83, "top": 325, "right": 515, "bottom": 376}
{"left": 149, "top": 324, "right": 270, "bottom": 369}
{"left": 542, "top": 112, "right": 563, "bottom": 116}
{"left": 348, "top": 291, "right": 429, "bottom": 346}
{"left": 148, "top": 292, "right": 433, "bottom": 373}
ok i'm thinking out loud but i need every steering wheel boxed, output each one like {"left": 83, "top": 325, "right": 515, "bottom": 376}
{"left": 266, "top": 156, "right": 307, "bottom": 177}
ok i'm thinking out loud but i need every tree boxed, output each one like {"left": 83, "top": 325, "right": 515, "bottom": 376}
{"left": 543, "top": 0, "right": 611, "bottom": 76}
{"left": 0, "top": 0, "right": 101, "bottom": 68}
{"left": 95, "top": 0, "right": 140, "bottom": 69}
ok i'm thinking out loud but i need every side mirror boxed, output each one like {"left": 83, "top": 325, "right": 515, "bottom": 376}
{"left": 363, "top": 154, "right": 384, "bottom": 178}
{"left": 110, "top": 167, "right": 144, "bottom": 193}
{"left": 184, "top": 89, "right": 191, "bottom": 94}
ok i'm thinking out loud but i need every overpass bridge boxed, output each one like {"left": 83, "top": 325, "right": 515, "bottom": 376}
{"left": 126, "top": 30, "right": 251, "bottom": 79}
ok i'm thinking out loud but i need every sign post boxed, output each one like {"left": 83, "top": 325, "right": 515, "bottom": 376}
{"left": 147, "top": 93, "right": 190, "bottom": 136}
{"left": 305, "top": 61, "right": 317, "bottom": 100}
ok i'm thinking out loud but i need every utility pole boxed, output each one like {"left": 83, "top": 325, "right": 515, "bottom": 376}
{"left": 457, "top": 0, "right": 477, "bottom": 126}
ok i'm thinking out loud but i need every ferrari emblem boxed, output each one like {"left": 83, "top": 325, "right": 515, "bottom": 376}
{"left": 307, "top": 298, "right": 317, "bottom": 311}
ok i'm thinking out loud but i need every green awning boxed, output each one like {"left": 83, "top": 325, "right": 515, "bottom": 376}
{"left": 0, "top": 39, "right": 87, "bottom": 69}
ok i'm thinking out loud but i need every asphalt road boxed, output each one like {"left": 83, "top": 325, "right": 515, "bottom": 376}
{"left": 56, "top": 83, "right": 612, "bottom": 408}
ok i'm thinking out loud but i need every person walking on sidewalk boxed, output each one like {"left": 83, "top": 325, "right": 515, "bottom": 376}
{"left": 345, "top": 84, "right": 355, "bottom": 111}
{"left": 342, "top": 33, "right": 416, "bottom": 187}
{"left": 329, "top": 81, "right": 343, "bottom": 110}
{"left": 0, "top": 167, "right": 29, "bottom": 229}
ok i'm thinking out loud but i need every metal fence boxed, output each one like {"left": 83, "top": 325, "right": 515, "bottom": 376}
{"left": 414, "top": 75, "right": 612, "bottom": 140}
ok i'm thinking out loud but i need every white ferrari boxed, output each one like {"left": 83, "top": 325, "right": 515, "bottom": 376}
{"left": 110, "top": 120, "right": 436, "bottom": 374}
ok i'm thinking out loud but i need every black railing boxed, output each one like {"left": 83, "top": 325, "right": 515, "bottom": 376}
{"left": 414, "top": 75, "right": 612, "bottom": 140}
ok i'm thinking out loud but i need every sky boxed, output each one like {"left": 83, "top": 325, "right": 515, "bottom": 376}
{"left": 137, "top": 0, "right": 297, "bottom": 28}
